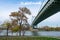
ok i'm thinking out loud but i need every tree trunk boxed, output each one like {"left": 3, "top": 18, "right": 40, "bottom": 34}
{"left": 19, "top": 14, "right": 23, "bottom": 36}
{"left": 22, "top": 30, "right": 25, "bottom": 36}
{"left": 7, "top": 28, "right": 8, "bottom": 36}
{"left": 19, "top": 20, "right": 22, "bottom": 36}
{"left": 11, "top": 31, "right": 13, "bottom": 36}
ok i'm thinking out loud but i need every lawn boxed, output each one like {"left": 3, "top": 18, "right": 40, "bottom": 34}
{"left": 0, "top": 36, "right": 60, "bottom": 40}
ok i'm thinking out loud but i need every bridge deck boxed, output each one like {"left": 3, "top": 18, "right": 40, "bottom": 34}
{"left": 32, "top": 0, "right": 60, "bottom": 25}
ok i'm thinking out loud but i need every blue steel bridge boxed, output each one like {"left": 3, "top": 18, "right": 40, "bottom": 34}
{"left": 32, "top": 0, "right": 60, "bottom": 28}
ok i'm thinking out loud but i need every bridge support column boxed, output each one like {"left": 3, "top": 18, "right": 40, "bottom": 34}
{"left": 32, "top": 25, "right": 39, "bottom": 36}
{"left": 32, "top": 25, "right": 38, "bottom": 29}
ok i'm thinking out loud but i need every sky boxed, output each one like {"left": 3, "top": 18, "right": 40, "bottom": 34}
{"left": 0, "top": 0, "right": 60, "bottom": 27}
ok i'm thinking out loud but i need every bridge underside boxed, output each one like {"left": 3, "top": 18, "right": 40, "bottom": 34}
{"left": 32, "top": 0, "right": 60, "bottom": 26}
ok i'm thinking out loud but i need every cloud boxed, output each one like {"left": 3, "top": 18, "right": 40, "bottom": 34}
{"left": 19, "top": 1, "right": 42, "bottom": 5}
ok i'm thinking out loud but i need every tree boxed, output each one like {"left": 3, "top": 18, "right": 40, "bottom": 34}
{"left": 9, "top": 12, "right": 22, "bottom": 36}
{"left": 11, "top": 25, "right": 20, "bottom": 32}
{"left": 55, "top": 27, "right": 60, "bottom": 31}
{"left": 3, "top": 20, "right": 11, "bottom": 36}
{"left": 19, "top": 7, "right": 31, "bottom": 36}
{"left": 9, "top": 7, "right": 31, "bottom": 36}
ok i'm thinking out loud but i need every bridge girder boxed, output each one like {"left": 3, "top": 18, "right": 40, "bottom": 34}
{"left": 32, "top": 0, "right": 60, "bottom": 26}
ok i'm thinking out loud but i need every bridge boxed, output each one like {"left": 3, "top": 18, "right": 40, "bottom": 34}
{"left": 32, "top": 0, "right": 60, "bottom": 27}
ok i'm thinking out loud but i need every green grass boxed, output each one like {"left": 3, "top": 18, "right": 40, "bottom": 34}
{"left": 0, "top": 36, "right": 60, "bottom": 40}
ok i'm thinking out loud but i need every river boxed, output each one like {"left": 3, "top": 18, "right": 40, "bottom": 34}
{"left": 0, "top": 30, "right": 60, "bottom": 37}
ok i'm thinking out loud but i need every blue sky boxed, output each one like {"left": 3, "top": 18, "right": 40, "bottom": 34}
{"left": 0, "top": 0, "right": 60, "bottom": 27}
